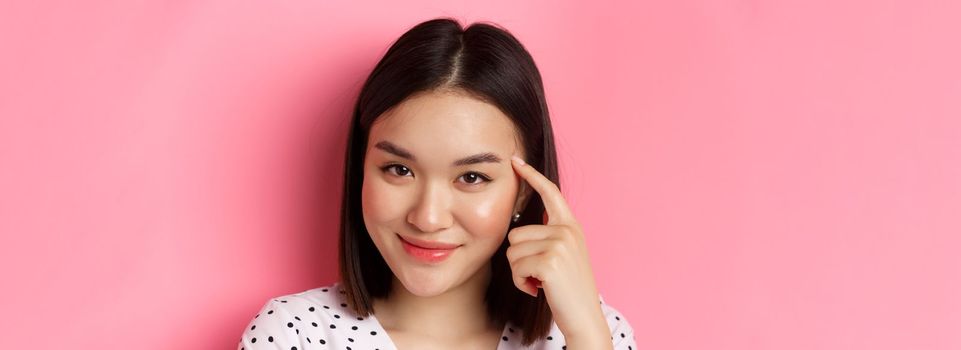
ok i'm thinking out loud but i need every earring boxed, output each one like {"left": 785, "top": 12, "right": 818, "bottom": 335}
{"left": 511, "top": 212, "right": 521, "bottom": 222}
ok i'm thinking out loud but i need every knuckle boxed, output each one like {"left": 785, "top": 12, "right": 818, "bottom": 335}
{"left": 506, "top": 227, "right": 523, "bottom": 244}
{"left": 548, "top": 240, "right": 565, "bottom": 253}
{"left": 546, "top": 181, "right": 560, "bottom": 193}
{"left": 505, "top": 246, "right": 517, "bottom": 262}
{"left": 544, "top": 255, "right": 560, "bottom": 271}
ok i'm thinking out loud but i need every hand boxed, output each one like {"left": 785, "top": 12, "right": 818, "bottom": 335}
{"left": 506, "top": 154, "right": 611, "bottom": 346}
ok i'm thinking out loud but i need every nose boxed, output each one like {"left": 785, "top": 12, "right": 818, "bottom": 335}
{"left": 407, "top": 181, "right": 454, "bottom": 233}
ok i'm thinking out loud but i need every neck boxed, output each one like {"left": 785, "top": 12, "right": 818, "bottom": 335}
{"left": 375, "top": 263, "right": 497, "bottom": 338}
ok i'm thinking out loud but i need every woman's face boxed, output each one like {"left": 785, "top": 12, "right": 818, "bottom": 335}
{"left": 361, "top": 89, "right": 528, "bottom": 297}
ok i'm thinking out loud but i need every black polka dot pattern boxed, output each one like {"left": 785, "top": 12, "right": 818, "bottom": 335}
{"left": 237, "top": 282, "right": 638, "bottom": 349}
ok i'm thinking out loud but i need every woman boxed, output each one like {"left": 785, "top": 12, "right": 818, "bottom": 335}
{"left": 239, "top": 18, "right": 637, "bottom": 349}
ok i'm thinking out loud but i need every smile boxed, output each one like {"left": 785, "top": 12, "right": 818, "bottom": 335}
{"left": 398, "top": 234, "right": 461, "bottom": 263}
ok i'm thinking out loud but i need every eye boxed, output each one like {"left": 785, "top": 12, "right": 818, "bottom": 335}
{"left": 380, "top": 164, "right": 412, "bottom": 177}
{"left": 459, "top": 172, "right": 492, "bottom": 185}
{"left": 380, "top": 164, "right": 491, "bottom": 186}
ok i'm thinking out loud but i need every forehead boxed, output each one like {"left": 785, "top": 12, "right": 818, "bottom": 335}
{"left": 368, "top": 90, "right": 520, "bottom": 157}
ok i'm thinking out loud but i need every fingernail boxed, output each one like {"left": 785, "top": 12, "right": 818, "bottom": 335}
{"left": 511, "top": 155, "right": 526, "bottom": 166}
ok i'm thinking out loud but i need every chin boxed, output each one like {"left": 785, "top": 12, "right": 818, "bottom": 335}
{"left": 394, "top": 268, "right": 457, "bottom": 297}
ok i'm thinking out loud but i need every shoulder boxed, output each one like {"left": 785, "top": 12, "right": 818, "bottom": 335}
{"left": 599, "top": 294, "right": 639, "bottom": 349}
{"left": 237, "top": 282, "right": 383, "bottom": 349}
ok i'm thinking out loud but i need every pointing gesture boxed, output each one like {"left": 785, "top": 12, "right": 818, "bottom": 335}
{"left": 507, "top": 154, "right": 613, "bottom": 349}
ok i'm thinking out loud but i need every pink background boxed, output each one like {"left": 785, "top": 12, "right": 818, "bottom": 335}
{"left": 2, "top": 0, "right": 959, "bottom": 349}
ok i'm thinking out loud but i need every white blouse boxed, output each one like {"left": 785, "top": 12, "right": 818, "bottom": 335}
{"left": 238, "top": 282, "right": 638, "bottom": 350}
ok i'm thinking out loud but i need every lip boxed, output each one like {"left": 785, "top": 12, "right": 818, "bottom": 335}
{"left": 398, "top": 234, "right": 461, "bottom": 263}
{"left": 399, "top": 235, "right": 461, "bottom": 249}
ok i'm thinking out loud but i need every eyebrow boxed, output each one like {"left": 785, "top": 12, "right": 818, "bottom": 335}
{"left": 373, "top": 140, "right": 503, "bottom": 166}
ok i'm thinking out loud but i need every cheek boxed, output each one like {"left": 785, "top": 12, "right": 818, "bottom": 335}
{"left": 361, "top": 172, "right": 407, "bottom": 230}
{"left": 455, "top": 185, "right": 517, "bottom": 239}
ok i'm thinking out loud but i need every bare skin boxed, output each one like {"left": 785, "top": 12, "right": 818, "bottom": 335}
{"left": 361, "top": 88, "right": 611, "bottom": 349}
{"left": 372, "top": 264, "right": 502, "bottom": 350}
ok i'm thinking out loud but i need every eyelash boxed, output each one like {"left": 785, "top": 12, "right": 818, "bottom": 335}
{"left": 379, "top": 163, "right": 492, "bottom": 185}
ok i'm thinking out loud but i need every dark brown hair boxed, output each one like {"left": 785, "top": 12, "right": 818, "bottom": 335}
{"left": 338, "top": 17, "right": 560, "bottom": 346}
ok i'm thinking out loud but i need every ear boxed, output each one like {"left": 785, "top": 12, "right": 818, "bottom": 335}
{"left": 513, "top": 181, "right": 534, "bottom": 214}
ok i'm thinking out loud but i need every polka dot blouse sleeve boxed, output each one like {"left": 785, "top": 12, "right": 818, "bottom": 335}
{"left": 238, "top": 297, "right": 335, "bottom": 350}
{"left": 600, "top": 295, "right": 639, "bottom": 350}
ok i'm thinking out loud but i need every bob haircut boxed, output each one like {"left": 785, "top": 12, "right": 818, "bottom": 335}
{"left": 338, "top": 17, "right": 560, "bottom": 346}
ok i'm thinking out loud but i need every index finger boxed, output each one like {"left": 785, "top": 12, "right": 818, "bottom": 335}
{"left": 510, "top": 154, "right": 573, "bottom": 225}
